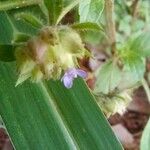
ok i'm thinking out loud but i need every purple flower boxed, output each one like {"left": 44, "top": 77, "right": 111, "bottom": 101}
{"left": 61, "top": 68, "right": 87, "bottom": 88}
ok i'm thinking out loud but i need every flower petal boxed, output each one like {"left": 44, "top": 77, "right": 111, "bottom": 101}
{"left": 76, "top": 69, "right": 87, "bottom": 78}
{"left": 61, "top": 75, "right": 73, "bottom": 89}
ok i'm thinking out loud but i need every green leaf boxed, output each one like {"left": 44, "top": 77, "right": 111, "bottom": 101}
{"left": 129, "top": 32, "right": 150, "bottom": 57}
{"left": 0, "top": 62, "right": 123, "bottom": 150}
{"left": 94, "top": 60, "right": 122, "bottom": 94}
{"left": 79, "top": 0, "right": 104, "bottom": 23}
{"left": 0, "top": 44, "right": 15, "bottom": 61}
{"left": 0, "top": 0, "right": 42, "bottom": 11}
{"left": 56, "top": 0, "right": 80, "bottom": 25}
{"left": 14, "top": 12, "right": 44, "bottom": 28}
{"left": 118, "top": 50, "right": 145, "bottom": 90}
{"left": 0, "top": 12, "right": 14, "bottom": 44}
{"left": 13, "top": 32, "right": 31, "bottom": 43}
{"left": 44, "top": 0, "right": 63, "bottom": 25}
{"left": 7, "top": 5, "right": 46, "bottom": 35}
{"left": 0, "top": 8, "right": 44, "bottom": 61}
{"left": 71, "top": 22, "right": 103, "bottom": 31}
{"left": 0, "top": 62, "right": 76, "bottom": 150}
{"left": 141, "top": 118, "right": 150, "bottom": 150}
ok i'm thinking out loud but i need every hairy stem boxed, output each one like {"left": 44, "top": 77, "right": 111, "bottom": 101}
{"left": 104, "top": 0, "right": 116, "bottom": 55}
{"left": 0, "top": 0, "right": 42, "bottom": 11}
{"left": 142, "top": 78, "right": 150, "bottom": 103}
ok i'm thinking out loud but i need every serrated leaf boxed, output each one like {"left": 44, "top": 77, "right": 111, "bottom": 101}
{"left": 141, "top": 118, "right": 150, "bottom": 150}
{"left": 94, "top": 60, "right": 122, "bottom": 94}
{"left": 71, "top": 22, "right": 103, "bottom": 31}
{"left": 79, "top": 0, "right": 104, "bottom": 23}
{"left": 0, "top": 62, "right": 123, "bottom": 150}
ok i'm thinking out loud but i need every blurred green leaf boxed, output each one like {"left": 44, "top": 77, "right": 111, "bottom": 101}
{"left": 119, "top": 15, "right": 131, "bottom": 36}
{"left": 56, "top": 0, "right": 79, "bottom": 25}
{"left": 0, "top": 44, "right": 15, "bottom": 61}
{"left": 0, "top": 62, "right": 123, "bottom": 150}
{"left": 0, "top": 5, "right": 48, "bottom": 61}
{"left": 79, "top": 0, "right": 104, "bottom": 23}
{"left": 13, "top": 32, "right": 31, "bottom": 43}
{"left": 81, "top": 30, "right": 105, "bottom": 45}
{"left": 71, "top": 22, "right": 103, "bottom": 31}
{"left": 129, "top": 32, "right": 150, "bottom": 57}
{"left": 44, "top": 0, "right": 63, "bottom": 24}
{"left": 94, "top": 60, "right": 122, "bottom": 94}
{"left": 118, "top": 50, "right": 145, "bottom": 90}
{"left": 0, "top": 11, "right": 14, "bottom": 44}
{"left": 14, "top": 12, "right": 44, "bottom": 28}
{"left": 0, "top": 0, "right": 42, "bottom": 11}
{"left": 7, "top": 5, "right": 47, "bottom": 35}
{"left": 141, "top": 118, "right": 150, "bottom": 150}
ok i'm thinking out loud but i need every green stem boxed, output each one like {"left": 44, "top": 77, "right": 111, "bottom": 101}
{"left": 55, "top": 0, "right": 80, "bottom": 25}
{"left": 104, "top": 0, "right": 116, "bottom": 55}
{"left": 142, "top": 78, "right": 150, "bottom": 102}
{"left": 145, "top": 1, "right": 150, "bottom": 25}
{"left": 0, "top": 0, "right": 42, "bottom": 11}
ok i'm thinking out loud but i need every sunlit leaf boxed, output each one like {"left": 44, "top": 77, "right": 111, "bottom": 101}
{"left": 118, "top": 50, "right": 145, "bottom": 90}
{"left": 79, "top": 0, "right": 104, "bottom": 23}
{"left": 94, "top": 60, "right": 122, "bottom": 94}
{"left": 129, "top": 32, "right": 150, "bottom": 57}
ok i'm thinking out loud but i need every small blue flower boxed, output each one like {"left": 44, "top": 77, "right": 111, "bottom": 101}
{"left": 61, "top": 68, "right": 87, "bottom": 88}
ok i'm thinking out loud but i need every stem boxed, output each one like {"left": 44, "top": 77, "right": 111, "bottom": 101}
{"left": 142, "top": 78, "right": 150, "bottom": 102}
{"left": 104, "top": 0, "right": 116, "bottom": 55}
{"left": 0, "top": 0, "right": 42, "bottom": 11}
{"left": 56, "top": 0, "right": 80, "bottom": 25}
{"left": 131, "top": 0, "right": 141, "bottom": 24}
{"left": 131, "top": 0, "right": 140, "bottom": 17}
{"left": 145, "top": 1, "right": 150, "bottom": 25}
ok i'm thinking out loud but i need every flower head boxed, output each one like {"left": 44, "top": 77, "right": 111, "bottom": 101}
{"left": 61, "top": 68, "right": 87, "bottom": 88}
{"left": 15, "top": 26, "right": 90, "bottom": 85}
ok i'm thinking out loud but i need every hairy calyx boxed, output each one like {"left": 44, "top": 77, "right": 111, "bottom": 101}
{"left": 15, "top": 26, "right": 89, "bottom": 88}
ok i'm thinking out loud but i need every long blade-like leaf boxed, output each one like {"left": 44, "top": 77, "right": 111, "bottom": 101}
{"left": 47, "top": 79, "right": 123, "bottom": 150}
{"left": 0, "top": 62, "right": 123, "bottom": 150}
{"left": 0, "top": 62, "right": 77, "bottom": 150}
